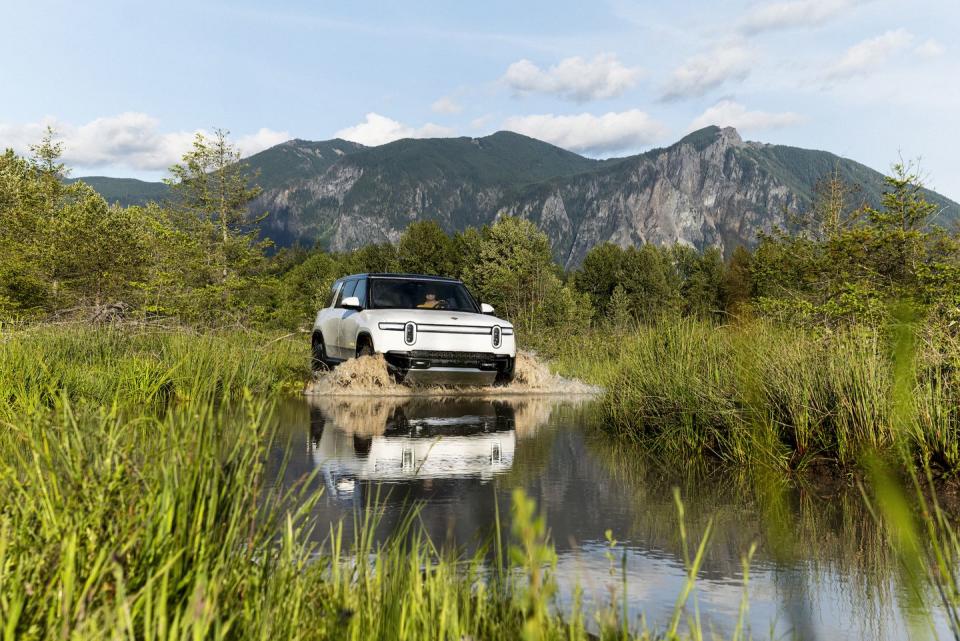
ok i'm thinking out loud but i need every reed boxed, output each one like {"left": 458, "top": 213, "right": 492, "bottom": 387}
{"left": 0, "top": 355, "right": 733, "bottom": 641}
{"left": 546, "top": 319, "right": 960, "bottom": 474}
{"left": 0, "top": 325, "right": 307, "bottom": 416}
{"left": 5, "top": 321, "right": 959, "bottom": 638}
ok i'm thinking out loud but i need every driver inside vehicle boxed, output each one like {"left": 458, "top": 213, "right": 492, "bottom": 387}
{"left": 417, "top": 289, "right": 442, "bottom": 309}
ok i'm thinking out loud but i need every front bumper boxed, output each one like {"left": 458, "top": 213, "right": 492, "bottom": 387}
{"left": 384, "top": 350, "right": 515, "bottom": 387}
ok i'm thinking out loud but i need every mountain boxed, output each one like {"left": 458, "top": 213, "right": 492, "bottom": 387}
{"left": 75, "top": 127, "right": 960, "bottom": 267}
{"left": 254, "top": 131, "right": 606, "bottom": 249}
{"left": 66, "top": 176, "right": 171, "bottom": 207}
{"left": 243, "top": 138, "right": 366, "bottom": 191}
{"left": 69, "top": 138, "right": 365, "bottom": 208}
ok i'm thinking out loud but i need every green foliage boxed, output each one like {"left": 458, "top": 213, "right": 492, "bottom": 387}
{"left": 46, "top": 187, "right": 146, "bottom": 306}
{"left": 397, "top": 220, "right": 456, "bottom": 275}
{"left": 672, "top": 245, "right": 724, "bottom": 318}
{"left": 721, "top": 245, "right": 753, "bottom": 312}
{"left": 0, "top": 130, "right": 282, "bottom": 325}
{"left": 0, "top": 326, "right": 306, "bottom": 413}
{"left": 607, "top": 284, "right": 633, "bottom": 330}
{"left": 166, "top": 129, "right": 269, "bottom": 286}
{"left": 508, "top": 489, "right": 558, "bottom": 641}
{"left": 272, "top": 250, "right": 343, "bottom": 328}
{"left": 574, "top": 242, "right": 624, "bottom": 304}
{"left": 575, "top": 242, "right": 731, "bottom": 323}
{"left": 451, "top": 225, "right": 487, "bottom": 279}
{"left": 752, "top": 163, "right": 960, "bottom": 326}
{"left": 462, "top": 217, "right": 591, "bottom": 334}
{"left": 544, "top": 318, "right": 960, "bottom": 474}
{"left": 0, "top": 137, "right": 143, "bottom": 315}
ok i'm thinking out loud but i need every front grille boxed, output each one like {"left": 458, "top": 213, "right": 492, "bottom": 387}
{"left": 409, "top": 350, "right": 495, "bottom": 360}
{"left": 384, "top": 350, "right": 512, "bottom": 373}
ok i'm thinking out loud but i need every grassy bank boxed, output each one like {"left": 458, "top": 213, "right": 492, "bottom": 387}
{"left": 0, "top": 398, "right": 722, "bottom": 640}
{"left": 545, "top": 319, "right": 960, "bottom": 474}
{"left": 4, "top": 323, "right": 960, "bottom": 638}
{"left": 0, "top": 325, "right": 729, "bottom": 640}
{"left": 0, "top": 325, "right": 308, "bottom": 415}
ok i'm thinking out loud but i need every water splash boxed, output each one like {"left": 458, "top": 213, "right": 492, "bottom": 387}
{"left": 304, "top": 350, "right": 599, "bottom": 397}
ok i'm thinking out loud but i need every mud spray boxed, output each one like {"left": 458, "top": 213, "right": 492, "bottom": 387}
{"left": 304, "top": 351, "right": 599, "bottom": 397}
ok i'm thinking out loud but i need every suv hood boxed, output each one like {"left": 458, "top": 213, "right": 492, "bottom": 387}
{"left": 368, "top": 309, "right": 512, "bottom": 328}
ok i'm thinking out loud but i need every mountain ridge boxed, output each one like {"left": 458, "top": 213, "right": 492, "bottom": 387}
{"left": 75, "top": 127, "right": 960, "bottom": 266}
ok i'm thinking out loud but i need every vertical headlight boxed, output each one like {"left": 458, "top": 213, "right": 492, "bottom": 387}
{"left": 491, "top": 325, "right": 502, "bottom": 348}
{"left": 404, "top": 322, "right": 417, "bottom": 345}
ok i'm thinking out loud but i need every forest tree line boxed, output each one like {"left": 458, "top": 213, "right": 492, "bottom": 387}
{"left": 1, "top": 129, "right": 958, "bottom": 334}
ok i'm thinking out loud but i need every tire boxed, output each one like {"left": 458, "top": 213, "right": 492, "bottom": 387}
{"left": 357, "top": 337, "right": 375, "bottom": 358}
{"left": 311, "top": 333, "right": 329, "bottom": 373}
{"left": 495, "top": 357, "right": 516, "bottom": 386}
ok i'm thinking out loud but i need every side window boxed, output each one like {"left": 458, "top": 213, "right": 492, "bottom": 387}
{"left": 353, "top": 278, "right": 368, "bottom": 308}
{"left": 326, "top": 281, "right": 343, "bottom": 308}
{"left": 335, "top": 279, "right": 358, "bottom": 308}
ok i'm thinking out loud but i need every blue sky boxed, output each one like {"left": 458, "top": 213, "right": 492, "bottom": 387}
{"left": 2, "top": 0, "right": 958, "bottom": 199}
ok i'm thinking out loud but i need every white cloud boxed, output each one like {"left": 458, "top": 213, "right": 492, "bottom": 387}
{"left": 503, "top": 53, "right": 642, "bottom": 102}
{"left": 430, "top": 97, "right": 463, "bottom": 114}
{"left": 824, "top": 29, "right": 914, "bottom": 79}
{"left": 739, "top": 0, "right": 862, "bottom": 34}
{"left": 334, "top": 113, "right": 453, "bottom": 146}
{"left": 236, "top": 128, "right": 292, "bottom": 156}
{"left": 661, "top": 44, "right": 752, "bottom": 100}
{"left": 502, "top": 110, "right": 667, "bottom": 155}
{"left": 689, "top": 100, "right": 805, "bottom": 132}
{"left": 469, "top": 114, "right": 495, "bottom": 131}
{"left": 915, "top": 38, "right": 946, "bottom": 59}
{"left": 0, "top": 113, "right": 289, "bottom": 171}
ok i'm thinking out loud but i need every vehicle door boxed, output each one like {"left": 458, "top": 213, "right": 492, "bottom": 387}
{"left": 316, "top": 280, "right": 343, "bottom": 356}
{"left": 326, "top": 279, "right": 357, "bottom": 359}
{"left": 338, "top": 277, "right": 367, "bottom": 356}
{"left": 318, "top": 279, "right": 347, "bottom": 359}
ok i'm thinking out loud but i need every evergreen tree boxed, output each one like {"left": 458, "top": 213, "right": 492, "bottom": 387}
{"left": 575, "top": 243, "right": 626, "bottom": 305}
{"left": 462, "top": 217, "right": 591, "bottom": 331}
{"left": 166, "top": 129, "right": 265, "bottom": 284}
{"left": 721, "top": 246, "right": 753, "bottom": 312}
{"left": 397, "top": 221, "right": 456, "bottom": 275}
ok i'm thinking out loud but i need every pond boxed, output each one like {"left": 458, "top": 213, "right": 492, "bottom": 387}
{"left": 267, "top": 395, "right": 951, "bottom": 641}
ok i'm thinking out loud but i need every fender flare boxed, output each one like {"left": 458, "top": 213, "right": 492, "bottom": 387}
{"left": 356, "top": 331, "right": 375, "bottom": 354}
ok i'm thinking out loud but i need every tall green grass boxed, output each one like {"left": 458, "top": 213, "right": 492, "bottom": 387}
{"left": 547, "top": 319, "right": 960, "bottom": 473}
{"left": 0, "top": 325, "right": 737, "bottom": 640}
{"left": 0, "top": 325, "right": 308, "bottom": 415}
{"left": 0, "top": 392, "right": 735, "bottom": 640}
{"left": 6, "top": 322, "right": 960, "bottom": 638}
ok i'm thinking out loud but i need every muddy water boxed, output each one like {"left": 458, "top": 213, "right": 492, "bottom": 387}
{"left": 268, "top": 384, "right": 951, "bottom": 640}
{"left": 303, "top": 351, "right": 599, "bottom": 396}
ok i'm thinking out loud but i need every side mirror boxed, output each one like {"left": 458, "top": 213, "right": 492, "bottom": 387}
{"left": 480, "top": 303, "right": 495, "bottom": 314}
{"left": 341, "top": 296, "right": 362, "bottom": 310}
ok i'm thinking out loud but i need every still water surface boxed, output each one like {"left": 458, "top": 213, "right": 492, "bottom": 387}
{"left": 267, "top": 395, "right": 950, "bottom": 640}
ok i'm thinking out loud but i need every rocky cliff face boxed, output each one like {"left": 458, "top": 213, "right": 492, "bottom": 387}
{"left": 255, "top": 126, "right": 877, "bottom": 267}
{"left": 499, "top": 127, "right": 806, "bottom": 266}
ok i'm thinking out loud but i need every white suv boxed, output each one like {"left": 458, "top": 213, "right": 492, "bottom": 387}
{"left": 312, "top": 273, "right": 516, "bottom": 385}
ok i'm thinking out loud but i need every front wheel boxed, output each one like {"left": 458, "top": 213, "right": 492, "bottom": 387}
{"left": 356, "top": 338, "right": 375, "bottom": 358}
{"left": 495, "top": 357, "right": 516, "bottom": 386}
{"left": 311, "top": 333, "right": 329, "bottom": 372}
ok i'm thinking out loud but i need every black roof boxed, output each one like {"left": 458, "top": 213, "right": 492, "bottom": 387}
{"left": 341, "top": 273, "right": 461, "bottom": 282}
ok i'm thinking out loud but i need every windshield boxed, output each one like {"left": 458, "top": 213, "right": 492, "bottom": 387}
{"left": 369, "top": 278, "right": 480, "bottom": 313}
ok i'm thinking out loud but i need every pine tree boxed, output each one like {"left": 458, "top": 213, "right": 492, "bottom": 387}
{"left": 166, "top": 129, "right": 264, "bottom": 284}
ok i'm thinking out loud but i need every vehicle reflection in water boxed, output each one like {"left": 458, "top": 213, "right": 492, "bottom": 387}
{"left": 307, "top": 397, "right": 524, "bottom": 502}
